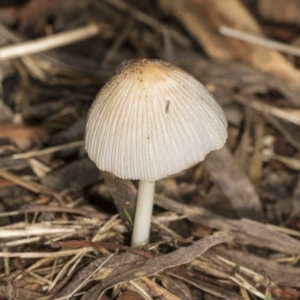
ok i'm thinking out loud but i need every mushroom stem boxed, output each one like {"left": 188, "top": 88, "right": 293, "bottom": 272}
{"left": 131, "top": 180, "right": 155, "bottom": 247}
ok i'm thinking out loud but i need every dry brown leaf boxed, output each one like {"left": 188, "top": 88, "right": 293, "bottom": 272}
{"left": 184, "top": 0, "right": 300, "bottom": 89}
{"left": 81, "top": 234, "right": 232, "bottom": 300}
{"left": 158, "top": 0, "right": 232, "bottom": 61}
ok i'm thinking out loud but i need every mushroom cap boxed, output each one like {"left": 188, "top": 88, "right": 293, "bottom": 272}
{"left": 85, "top": 59, "right": 227, "bottom": 181}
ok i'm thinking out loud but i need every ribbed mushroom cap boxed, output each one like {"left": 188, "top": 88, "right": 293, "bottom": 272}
{"left": 85, "top": 59, "right": 227, "bottom": 181}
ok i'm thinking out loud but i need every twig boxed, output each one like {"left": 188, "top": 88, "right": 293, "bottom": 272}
{"left": 234, "top": 95, "right": 300, "bottom": 126}
{"left": 18, "top": 205, "right": 109, "bottom": 219}
{"left": 12, "top": 140, "right": 84, "bottom": 159}
{"left": 102, "top": 0, "right": 191, "bottom": 48}
{"left": 263, "top": 149, "right": 300, "bottom": 171}
{"left": 0, "top": 23, "right": 101, "bottom": 61}
{"left": 264, "top": 114, "right": 300, "bottom": 151}
{"left": 219, "top": 25, "right": 300, "bottom": 57}
{"left": 101, "top": 17, "right": 134, "bottom": 68}
{"left": 0, "top": 170, "right": 63, "bottom": 203}
{"left": 266, "top": 224, "right": 300, "bottom": 237}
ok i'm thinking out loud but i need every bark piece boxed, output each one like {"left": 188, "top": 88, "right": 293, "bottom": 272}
{"left": 41, "top": 157, "right": 100, "bottom": 192}
{"left": 101, "top": 171, "right": 137, "bottom": 229}
{"left": 205, "top": 145, "right": 264, "bottom": 222}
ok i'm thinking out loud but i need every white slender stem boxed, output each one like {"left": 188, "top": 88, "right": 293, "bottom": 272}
{"left": 131, "top": 180, "right": 155, "bottom": 247}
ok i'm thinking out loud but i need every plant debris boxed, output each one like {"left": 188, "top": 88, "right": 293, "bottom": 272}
{"left": 1, "top": 1, "right": 300, "bottom": 299}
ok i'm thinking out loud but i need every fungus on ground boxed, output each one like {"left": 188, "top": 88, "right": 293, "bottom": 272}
{"left": 85, "top": 59, "right": 227, "bottom": 247}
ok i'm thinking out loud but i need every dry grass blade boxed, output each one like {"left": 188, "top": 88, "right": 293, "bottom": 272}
{"left": 12, "top": 140, "right": 84, "bottom": 159}
{"left": 55, "top": 253, "right": 116, "bottom": 300}
{"left": 56, "top": 253, "right": 146, "bottom": 299}
{"left": 230, "top": 273, "right": 265, "bottom": 299}
{"left": 1, "top": 236, "right": 41, "bottom": 247}
{"left": 0, "top": 225, "right": 77, "bottom": 238}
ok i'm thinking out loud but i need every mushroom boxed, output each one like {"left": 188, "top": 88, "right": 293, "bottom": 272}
{"left": 85, "top": 59, "right": 227, "bottom": 247}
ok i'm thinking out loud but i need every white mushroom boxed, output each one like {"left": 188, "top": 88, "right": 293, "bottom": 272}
{"left": 85, "top": 59, "right": 227, "bottom": 247}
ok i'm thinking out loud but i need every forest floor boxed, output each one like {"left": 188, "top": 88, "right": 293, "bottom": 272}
{"left": 0, "top": 1, "right": 300, "bottom": 299}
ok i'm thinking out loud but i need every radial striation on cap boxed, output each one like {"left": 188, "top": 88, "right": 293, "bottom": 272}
{"left": 85, "top": 59, "right": 227, "bottom": 181}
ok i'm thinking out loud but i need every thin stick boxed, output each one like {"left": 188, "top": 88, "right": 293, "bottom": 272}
{"left": 235, "top": 96, "right": 300, "bottom": 127}
{"left": 131, "top": 180, "right": 155, "bottom": 247}
{"left": 264, "top": 114, "right": 300, "bottom": 151}
{"left": 101, "top": 18, "right": 134, "bottom": 68}
{"left": 219, "top": 25, "right": 300, "bottom": 57}
{"left": 102, "top": 0, "right": 191, "bottom": 48}
{"left": 0, "top": 23, "right": 101, "bottom": 61}
{"left": 18, "top": 205, "right": 108, "bottom": 219}
{"left": 263, "top": 149, "right": 300, "bottom": 171}
{"left": 12, "top": 140, "right": 84, "bottom": 159}
{"left": 0, "top": 170, "right": 63, "bottom": 203}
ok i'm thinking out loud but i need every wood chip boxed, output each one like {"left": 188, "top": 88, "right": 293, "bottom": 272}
{"left": 205, "top": 145, "right": 265, "bottom": 222}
